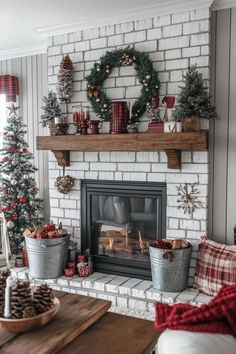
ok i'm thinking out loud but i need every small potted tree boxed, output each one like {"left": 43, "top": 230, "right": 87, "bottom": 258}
{"left": 40, "top": 91, "right": 62, "bottom": 135}
{"left": 177, "top": 66, "right": 218, "bottom": 131}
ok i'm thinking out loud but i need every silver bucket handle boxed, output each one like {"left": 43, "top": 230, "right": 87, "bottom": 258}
{"left": 41, "top": 242, "right": 66, "bottom": 248}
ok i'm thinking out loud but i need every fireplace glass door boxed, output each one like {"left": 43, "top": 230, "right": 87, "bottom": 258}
{"left": 81, "top": 180, "right": 166, "bottom": 279}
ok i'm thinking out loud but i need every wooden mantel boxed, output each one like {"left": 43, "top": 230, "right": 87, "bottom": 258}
{"left": 36, "top": 131, "right": 208, "bottom": 169}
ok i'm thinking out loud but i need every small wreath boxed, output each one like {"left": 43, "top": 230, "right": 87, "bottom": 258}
{"left": 86, "top": 47, "right": 160, "bottom": 123}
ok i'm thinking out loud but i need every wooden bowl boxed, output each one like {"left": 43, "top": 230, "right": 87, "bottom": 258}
{"left": 0, "top": 297, "right": 60, "bottom": 333}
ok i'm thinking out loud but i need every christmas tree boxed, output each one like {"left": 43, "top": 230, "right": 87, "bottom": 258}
{"left": 40, "top": 91, "right": 61, "bottom": 127}
{"left": 0, "top": 104, "right": 43, "bottom": 254}
{"left": 177, "top": 66, "right": 218, "bottom": 120}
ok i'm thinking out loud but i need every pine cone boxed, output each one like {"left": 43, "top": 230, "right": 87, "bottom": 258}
{"left": 33, "top": 284, "right": 55, "bottom": 314}
{"left": 11, "top": 280, "right": 32, "bottom": 319}
{"left": 58, "top": 55, "right": 73, "bottom": 102}
{"left": 0, "top": 269, "right": 11, "bottom": 317}
{"left": 23, "top": 305, "right": 37, "bottom": 318}
{"left": 60, "top": 55, "right": 73, "bottom": 71}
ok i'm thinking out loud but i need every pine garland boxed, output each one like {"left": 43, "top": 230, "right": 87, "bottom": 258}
{"left": 86, "top": 47, "right": 160, "bottom": 123}
{"left": 177, "top": 65, "right": 219, "bottom": 120}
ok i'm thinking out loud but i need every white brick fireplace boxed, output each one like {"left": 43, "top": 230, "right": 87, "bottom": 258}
{"left": 47, "top": 6, "right": 210, "bottom": 284}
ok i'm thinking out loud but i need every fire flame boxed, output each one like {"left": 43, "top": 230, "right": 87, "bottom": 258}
{"left": 109, "top": 237, "right": 114, "bottom": 251}
{"left": 138, "top": 231, "right": 144, "bottom": 252}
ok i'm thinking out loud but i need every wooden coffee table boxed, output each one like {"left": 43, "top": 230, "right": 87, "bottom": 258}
{"left": 0, "top": 291, "right": 160, "bottom": 354}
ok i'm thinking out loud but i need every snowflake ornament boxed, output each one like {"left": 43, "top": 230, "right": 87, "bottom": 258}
{"left": 176, "top": 183, "right": 204, "bottom": 218}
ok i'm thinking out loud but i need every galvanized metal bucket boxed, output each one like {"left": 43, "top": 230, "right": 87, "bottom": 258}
{"left": 25, "top": 235, "right": 70, "bottom": 279}
{"left": 149, "top": 243, "right": 192, "bottom": 292}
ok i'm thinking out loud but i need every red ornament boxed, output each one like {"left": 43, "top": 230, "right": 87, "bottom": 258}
{"left": 44, "top": 223, "right": 56, "bottom": 232}
{"left": 22, "top": 148, "right": 28, "bottom": 154}
{"left": 36, "top": 232, "right": 48, "bottom": 239}
{"left": 153, "top": 240, "right": 173, "bottom": 249}
{"left": 19, "top": 197, "right": 27, "bottom": 203}
{"left": 8, "top": 147, "right": 18, "bottom": 153}
{"left": 2, "top": 157, "right": 9, "bottom": 163}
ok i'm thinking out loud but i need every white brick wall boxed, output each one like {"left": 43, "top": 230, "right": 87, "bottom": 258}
{"left": 46, "top": 7, "right": 211, "bottom": 280}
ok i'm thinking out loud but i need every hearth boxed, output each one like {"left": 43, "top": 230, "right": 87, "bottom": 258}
{"left": 81, "top": 180, "right": 166, "bottom": 279}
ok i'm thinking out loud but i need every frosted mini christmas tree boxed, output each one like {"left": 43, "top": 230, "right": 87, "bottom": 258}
{"left": 0, "top": 104, "right": 43, "bottom": 254}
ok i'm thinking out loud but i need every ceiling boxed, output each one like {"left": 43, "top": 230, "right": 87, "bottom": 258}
{"left": 0, "top": 0, "right": 233, "bottom": 59}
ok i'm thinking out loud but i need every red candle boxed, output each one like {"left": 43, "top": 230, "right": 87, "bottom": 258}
{"left": 73, "top": 111, "right": 80, "bottom": 126}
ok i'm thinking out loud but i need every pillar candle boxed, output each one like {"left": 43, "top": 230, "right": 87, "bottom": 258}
{"left": 4, "top": 275, "right": 17, "bottom": 318}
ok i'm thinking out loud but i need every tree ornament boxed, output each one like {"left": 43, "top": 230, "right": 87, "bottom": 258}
{"left": 19, "top": 197, "right": 27, "bottom": 203}
{"left": 176, "top": 183, "right": 204, "bottom": 218}
{"left": 2, "top": 157, "right": 9, "bottom": 163}
{"left": 7, "top": 221, "right": 15, "bottom": 229}
{"left": 57, "top": 55, "right": 73, "bottom": 102}
{"left": 86, "top": 47, "right": 159, "bottom": 123}
{"left": 11, "top": 179, "right": 17, "bottom": 186}
{"left": 23, "top": 174, "right": 29, "bottom": 179}
{"left": 55, "top": 167, "right": 75, "bottom": 195}
{"left": 12, "top": 158, "right": 18, "bottom": 166}
{"left": 7, "top": 103, "right": 20, "bottom": 116}
{"left": 40, "top": 91, "right": 62, "bottom": 127}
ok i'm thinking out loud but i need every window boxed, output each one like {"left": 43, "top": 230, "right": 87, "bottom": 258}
{"left": 0, "top": 213, "right": 8, "bottom": 266}
{"left": 0, "top": 94, "right": 7, "bottom": 149}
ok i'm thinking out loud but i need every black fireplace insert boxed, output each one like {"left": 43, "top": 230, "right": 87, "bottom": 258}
{"left": 81, "top": 180, "right": 166, "bottom": 279}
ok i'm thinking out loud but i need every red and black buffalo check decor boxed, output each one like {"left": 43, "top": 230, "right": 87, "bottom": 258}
{"left": 193, "top": 238, "right": 236, "bottom": 295}
{"left": 155, "top": 284, "right": 236, "bottom": 336}
{"left": 0, "top": 75, "right": 19, "bottom": 101}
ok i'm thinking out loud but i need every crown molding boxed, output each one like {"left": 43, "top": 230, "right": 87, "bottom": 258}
{"left": 35, "top": 0, "right": 214, "bottom": 36}
{"left": 212, "top": 0, "right": 236, "bottom": 10}
{"left": 0, "top": 44, "right": 47, "bottom": 61}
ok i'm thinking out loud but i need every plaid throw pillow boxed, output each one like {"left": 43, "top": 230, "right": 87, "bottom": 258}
{"left": 193, "top": 238, "right": 236, "bottom": 296}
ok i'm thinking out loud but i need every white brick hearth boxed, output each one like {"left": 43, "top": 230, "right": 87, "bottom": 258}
{"left": 46, "top": 7, "right": 211, "bottom": 285}
{"left": 11, "top": 267, "right": 212, "bottom": 321}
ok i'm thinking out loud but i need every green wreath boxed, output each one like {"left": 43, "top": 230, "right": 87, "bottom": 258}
{"left": 86, "top": 47, "right": 160, "bottom": 123}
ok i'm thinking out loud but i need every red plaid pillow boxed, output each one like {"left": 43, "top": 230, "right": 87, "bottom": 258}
{"left": 193, "top": 238, "right": 236, "bottom": 296}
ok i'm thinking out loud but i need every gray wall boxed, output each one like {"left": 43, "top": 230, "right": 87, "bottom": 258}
{"left": 0, "top": 54, "right": 49, "bottom": 219}
{"left": 209, "top": 8, "right": 236, "bottom": 244}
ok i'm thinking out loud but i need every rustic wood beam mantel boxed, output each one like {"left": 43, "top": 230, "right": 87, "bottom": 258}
{"left": 37, "top": 131, "right": 208, "bottom": 169}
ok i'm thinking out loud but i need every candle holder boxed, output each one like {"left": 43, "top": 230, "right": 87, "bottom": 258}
{"left": 79, "top": 106, "right": 90, "bottom": 135}
{"left": 54, "top": 117, "right": 69, "bottom": 135}
{"left": 72, "top": 105, "right": 81, "bottom": 134}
